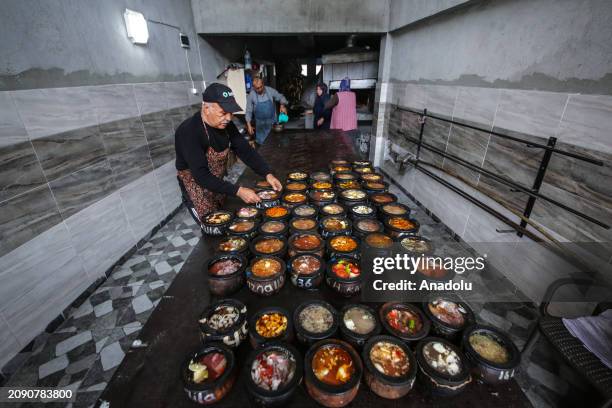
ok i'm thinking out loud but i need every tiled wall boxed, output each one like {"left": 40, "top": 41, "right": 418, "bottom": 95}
{"left": 0, "top": 81, "right": 202, "bottom": 368}
{"left": 380, "top": 83, "right": 612, "bottom": 301}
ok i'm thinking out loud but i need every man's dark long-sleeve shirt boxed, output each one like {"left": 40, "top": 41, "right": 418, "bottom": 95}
{"left": 175, "top": 112, "right": 272, "bottom": 195}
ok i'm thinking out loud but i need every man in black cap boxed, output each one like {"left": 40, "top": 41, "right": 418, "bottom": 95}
{"left": 175, "top": 83, "right": 282, "bottom": 225}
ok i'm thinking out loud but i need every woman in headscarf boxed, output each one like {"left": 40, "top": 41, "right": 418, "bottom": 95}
{"left": 326, "top": 78, "right": 357, "bottom": 132}
{"left": 326, "top": 77, "right": 359, "bottom": 151}
{"left": 313, "top": 83, "right": 331, "bottom": 129}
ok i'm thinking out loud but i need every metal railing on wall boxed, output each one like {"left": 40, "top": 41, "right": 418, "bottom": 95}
{"left": 389, "top": 106, "right": 610, "bottom": 238}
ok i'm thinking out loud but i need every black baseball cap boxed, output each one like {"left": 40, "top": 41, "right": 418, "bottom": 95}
{"left": 202, "top": 83, "right": 242, "bottom": 113}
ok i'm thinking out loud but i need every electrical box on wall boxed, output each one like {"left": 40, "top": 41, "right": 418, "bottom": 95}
{"left": 180, "top": 33, "right": 190, "bottom": 49}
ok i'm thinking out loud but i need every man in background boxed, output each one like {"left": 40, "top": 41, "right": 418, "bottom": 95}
{"left": 245, "top": 77, "right": 289, "bottom": 146}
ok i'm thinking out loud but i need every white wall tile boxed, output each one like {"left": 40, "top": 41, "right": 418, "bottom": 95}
{"left": 64, "top": 191, "right": 135, "bottom": 279}
{"left": 423, "top": 85, "right": 457, "bottom": 118}
{"left": 556, "top": 94, "right": 612, "bottom": 155}
{"left": 402, "top": 84, "right": 427, "bottom": 111}
{"left": 120, "top": 172, "right": 165, "bottom": 241}
{"left": 452, "top": 87, "right": 500, "bottom": 127}
{"left": 154, "top": 160, "right": 182, "bottom": 215}
{"left": 493, "top": 89, "right": 567, "bottom": 138}
{"left": 165, "top": 81, "right": 190, "bottom": 109}
{"left": 4, "top": 263, "right": 92, "bottom": 349}
{"left": 0, "top": 222, "right": 81, "bottom": 310}
{"left": 11, "top": 87, "right": 98, "bottom": 140}
{"left": 89, "top": 84, "right": 140, "bottom": 124}
{"left": 0, "top": 92, "right": 28, "bottom": 148}
{"left": 132, "top": 83, "right": 168, "bottom": 115}
{"left": 0, "top": 313, "right": 21, "bottom": 369}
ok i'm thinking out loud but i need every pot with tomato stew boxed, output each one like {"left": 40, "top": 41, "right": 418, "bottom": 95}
{"left": 326, "top": 257, "right": 362, "bottom": 297}
{"left": 383, "top": 216, "right": 420, "bottom": 239}
{"left": 246, "top": 256, "right": 286, "bottom": 296}
{"left": 380, "top": 302, "right": 430, "bottom": 343}
{"left": 288, "top": 254, "right": 325, "bottom": 290}
{"left": 304, "top": 339, "right": 362, "bottom": 407}
{"left": 250, "top": 235, "right": 287, "bottom": 258}
{"left": 287, "top": 233, "right": 325, "bottom": 258}
{"left": 326, "top": 235, "right": 360, "bottom": 260}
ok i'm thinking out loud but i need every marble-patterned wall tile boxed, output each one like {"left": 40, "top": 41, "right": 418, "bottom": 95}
{"left": 423, "top": 85, "right": 457, "bottom": 118}
{"left": 531, "top": 183, "right": 612, "bottom": 262}
{"left": 98, "top": 117, "right": 152, "bottom": 188}
{"left": 556, "top": 94, "right": 612, "bottom": 155}
{"left": 3, "top": 255, "right": 91, "bottom": 349}
{"left": 410, "top": 168, "right": 440, "bottom": 213}
{"left": 0, "top": 92, "right": 28, "bottom": 148}
{"left": 0, "top": 184, "right": 62, "bottom": 257}
{"left": 64, "top": 191, "right": 135, "bottom": 279}
{"left": 166, "top": 106, "right": 192, "bottom": 130}
{"left": 493, "top": 89, "right": 567, "bottom": 139}
{"left": 133, "top": 83, "right": 168, "bottom": 115}
{"left": 443, "top": 124, "right": 490, "bottom": 185}
{"left": 165, "top": 81, "right": 190, "bottom": 109}
{"left": 154, "top": 161, "right": 182, "bottom": 215}
{"left": 141, "top": 112, "right": 176, "bottom": 169}
{"left": 49, "top": 160, "right": 116, "bottom": 218}
{"left": 120, "top": 172, "right": 165, "bottom": 241}
{"left": 0, "top": 314, "right": 21, "bottom": 368}
{"left": 542, "top": 142, "right": 612, "bottom": 213}
{"left": 31, "top": 124, "right": 106, "bottom": 182}
{"left": 89, "top": 84, "right": 140, "bottom": 124}
{"left": 429, "top": 174, "right": 472, "bottom": 236}
{"left": 509, "top": 239, "right": 582, "bottom": 302}
{"left": 391, "top": 82, "right": 406, "bottom": 106}
{"left": 0, "top": 140, "right": 47, "bottom": 202}
{"left": 420, "top": 117, "right": 450, "bottom": 167}
{"left": 11, "top": 87, "right": 98, "bottom": 140}
{"left": 0, "top": 221, "right": 78, "bottom": 309}
{"left": 99, "top": 117, "right": 147, "bottom": 156}
{"left": 188, "top": 83, "right": 204, "bottom": 106}
{"left": 108, "top": 144, "right": 154, "bottom": 189}
{"left": 401, "top": 84, "right": 427, "bottom": 111}
{"left": 478, "top": 131, "right": 546, "bottom": 213}
{"left": 452, "top": 87, "right": 500, "bottom": 127}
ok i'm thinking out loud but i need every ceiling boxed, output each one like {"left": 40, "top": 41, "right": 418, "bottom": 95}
{"left": 202, "top": 34, "right": 381, "bottom": 63}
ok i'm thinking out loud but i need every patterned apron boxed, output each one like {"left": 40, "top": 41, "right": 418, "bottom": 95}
{"left": 254, "top": 93, "right": 276, "bottom": 145}
{"left": 177, "top": 120, "right": 230, "bottom": 223}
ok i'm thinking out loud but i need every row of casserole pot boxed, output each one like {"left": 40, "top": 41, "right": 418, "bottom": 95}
{"left": 203, "top": 165, "right": 449, "bottom": 298}
{"left": 184, "top": 297, "right": 520, "bottom": 406}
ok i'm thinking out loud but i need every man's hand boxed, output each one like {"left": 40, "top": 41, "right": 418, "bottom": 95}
{"left": 246, "top": 122, "right": 254, "bottom": 136}
{"left": 237, "top": 187, "right": 261, "bottom": 203}
{"left": 279, "top": 105, "right": 288, "bottom": 114}
{"left": 317, "top": 118, "right": 324, "bottom": 126}
{"left": 265, "top": 174, "right": 283, "bottom": 192}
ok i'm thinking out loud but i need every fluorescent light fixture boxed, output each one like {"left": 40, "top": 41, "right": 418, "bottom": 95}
{"left": 301, "top": 64, "right": 308, "bottom": 77}
{"left": 124, "top": 9, "right": 149, "bottom": 44}
{"left": 315, "top": 65, "right": 322, "bottom": 75}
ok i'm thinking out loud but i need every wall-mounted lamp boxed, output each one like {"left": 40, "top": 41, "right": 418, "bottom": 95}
{"left": 124, "top": 9, "right": 149, "bottom": 45}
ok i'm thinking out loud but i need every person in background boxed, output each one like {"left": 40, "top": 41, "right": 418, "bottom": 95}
{"left": 326, "top": 77, "right": 358, "bottom": 148}
{"left": 245, "top": 77, "right": 289, "bottom": 146}
{"left": 313, "top": 83, "right": 331, "bottom": 129}
{"left": 175, "top": 83, "right": 282, "bottom": 227}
